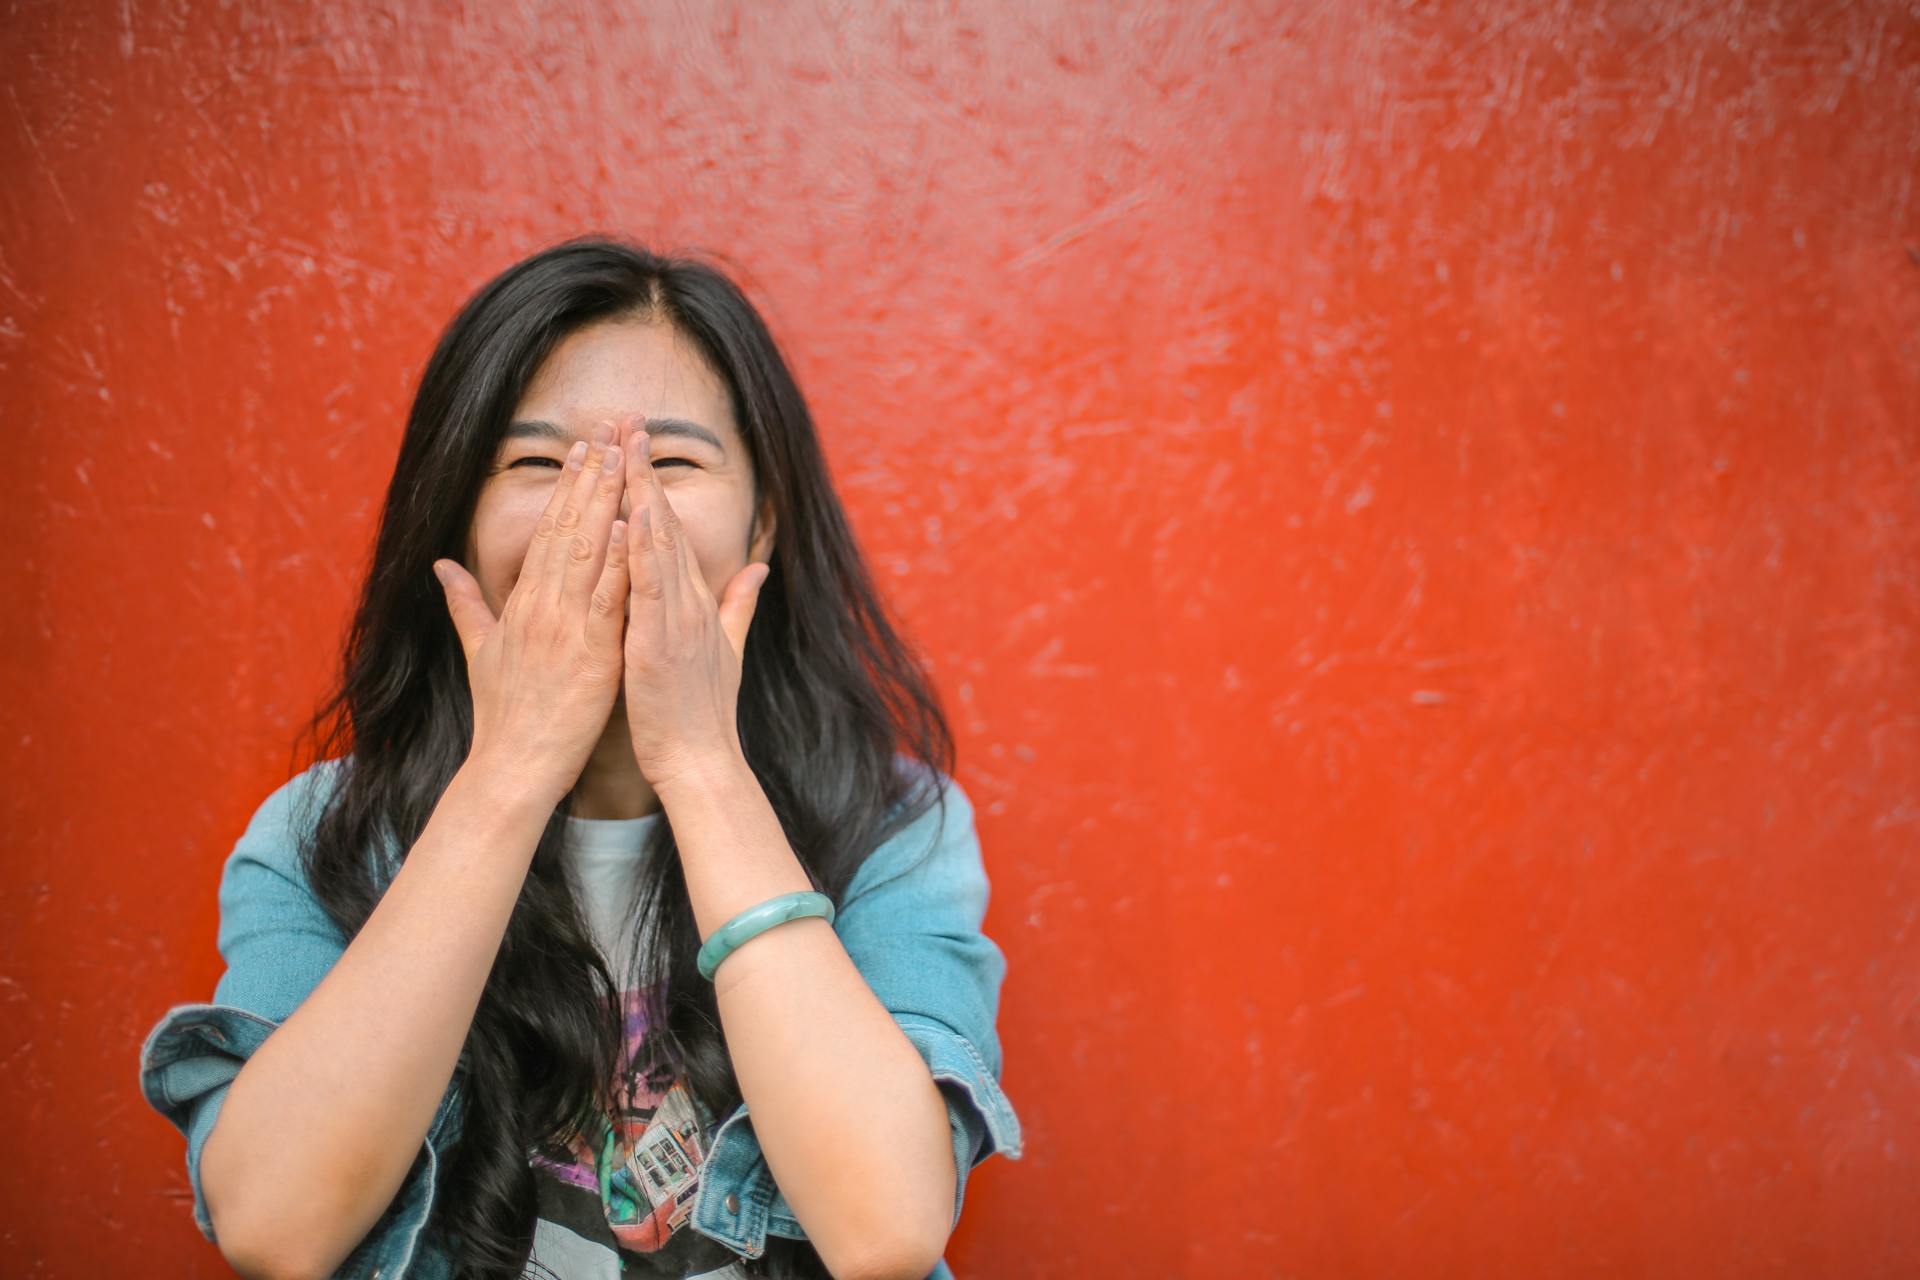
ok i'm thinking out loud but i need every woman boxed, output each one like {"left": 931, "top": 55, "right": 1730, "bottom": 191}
{"left": 137, "top": 237, "right": 1023, "bottom": 1280}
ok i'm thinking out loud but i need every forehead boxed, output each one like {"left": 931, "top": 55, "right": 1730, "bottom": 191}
{"left": 510, "top": 318, "right": 737, "bottom": 443}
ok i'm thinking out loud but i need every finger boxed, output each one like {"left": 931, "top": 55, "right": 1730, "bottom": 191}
{"left": 626, "top": 505, "right": 671, "bottom": 648}
{"left": 659, "top": 446, "right": 712, "bottom": 624}
{"left": 635, "top": 427, "right": 691, "bottom": 554}
{"left": 625, "top": 426, "right": 682, "bottom": 620}
{"left": 716, "top": 560, "right": 772, "bottom": 661}
{"left": 640, "top": 427, "right": 700, "bottom": 613}
{"left": 586, "top": 517, "right": 632, "bottom": 655}
{"left": 539, "top": 425, "right": 612, "bottom": 610}
{"left": 432, "top": 558, "right": 497, "bottom": 664}
{"left": 561, "top": 427, "right": 628, "bottom": 616}
{"left": 516, "top": 438, "right": 588, "bottom": 606}
{"left": 655, "top": 445, "right": 709, "bottom": 609}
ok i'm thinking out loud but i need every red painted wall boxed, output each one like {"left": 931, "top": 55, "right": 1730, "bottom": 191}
{"left": 5, "top": 3, "right": 1917, "bottom": 1275}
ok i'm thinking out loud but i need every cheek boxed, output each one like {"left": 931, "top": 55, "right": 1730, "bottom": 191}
{"left": 689, "top": 533, "right": 730, "bottom": 598}
{"left": 474, "top": 489, "right": 552, "bottom": 597}
{"left": 669, "top": 492, "right": 749, "bottom": 596}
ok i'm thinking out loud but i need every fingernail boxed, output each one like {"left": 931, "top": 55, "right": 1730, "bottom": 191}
{"left": 568, "top": 440, "right": 586, "bottom": 468}
{"left": 431, "top": 561, "right": 449, "bottom": 583}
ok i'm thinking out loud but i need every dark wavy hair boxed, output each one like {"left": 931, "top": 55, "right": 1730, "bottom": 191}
{"left": 287, "top": 236, "right": 955, "bottom": 1278}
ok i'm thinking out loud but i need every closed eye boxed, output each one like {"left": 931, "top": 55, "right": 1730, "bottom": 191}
{"left": 509, "top": 457, "right": 694, "bottom": 469}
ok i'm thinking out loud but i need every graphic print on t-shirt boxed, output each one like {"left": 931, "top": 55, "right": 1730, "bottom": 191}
{"left": 525, "top": 984, "right": 745, "bottom": 1278}
{"left": 526, "top": 811, "right": 749, "bottom": 1278}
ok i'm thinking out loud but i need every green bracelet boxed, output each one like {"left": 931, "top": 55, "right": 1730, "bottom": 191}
{"left": 697, "top": 890, "right": 836, "bottom": 981}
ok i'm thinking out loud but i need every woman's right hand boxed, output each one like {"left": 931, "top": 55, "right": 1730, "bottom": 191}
{"left": 431, "top": 423, "right": 632, "bottom": 807}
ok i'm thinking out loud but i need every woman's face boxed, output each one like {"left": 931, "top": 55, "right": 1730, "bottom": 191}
{"left": 462, "top": 318, "right": 776, "bottom": 619}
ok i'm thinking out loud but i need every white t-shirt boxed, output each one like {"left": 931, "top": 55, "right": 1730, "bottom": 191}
{"left": 560, "top": 812, "right": 662, "bottom": 983}
{"left": 524, "top": 811, "right": 748, "bottom": 1280}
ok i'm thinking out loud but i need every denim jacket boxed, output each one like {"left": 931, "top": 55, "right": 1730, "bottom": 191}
{"left": 137, "top": 756, "right": 1023, "bottom": 1279}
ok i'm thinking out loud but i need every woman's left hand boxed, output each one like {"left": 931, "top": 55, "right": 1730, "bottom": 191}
{"left": 620, "top": 415, "right": 773, "bottom": 791}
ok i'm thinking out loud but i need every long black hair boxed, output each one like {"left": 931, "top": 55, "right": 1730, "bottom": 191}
{"left": 288, "top": 236, "right": 955, "bottom": 1278}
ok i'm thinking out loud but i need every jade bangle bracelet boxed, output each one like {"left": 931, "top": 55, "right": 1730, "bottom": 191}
{"left": 697, "top": 890, "right": 836, "bottom": 981}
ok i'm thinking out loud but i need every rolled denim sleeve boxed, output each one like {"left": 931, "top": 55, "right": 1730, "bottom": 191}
{"left": 693, "top": 763, "right": 1024, "bottom": 1258}
{"left": 136, "top": 761, "right": 462, "bottom": 1277}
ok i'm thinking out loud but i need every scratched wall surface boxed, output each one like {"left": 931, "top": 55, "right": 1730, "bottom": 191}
{"left": 3, "top": 2, "right": 1917, "bottom": 1276}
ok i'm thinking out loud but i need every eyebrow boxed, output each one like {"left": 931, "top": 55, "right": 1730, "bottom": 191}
{"left": 502, "top": 417, "right": 726, "bottom": 455}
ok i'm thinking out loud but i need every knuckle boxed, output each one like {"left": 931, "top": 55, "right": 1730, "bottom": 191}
{"left": 568, "top": 532, "right": 595, "bottom": 563}
{"left": 555, "top": 504, "right": 582, "bottom": 533}
{"left": 534, "top": 511, "right": 558, "bottom": 538}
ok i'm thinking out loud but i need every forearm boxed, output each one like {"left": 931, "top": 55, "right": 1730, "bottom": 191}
{"left": 658, "top": 755, "right": 956, "bottom": 1279}
{"left": 202, "top": 760, "right": 554, "bottom": 1279}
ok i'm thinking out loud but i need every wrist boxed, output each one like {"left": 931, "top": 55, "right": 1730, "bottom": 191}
{"left": 453, "top": 752, "right": 566, "bottom": 823}
{"left": 649, "top": 747, "right": 754, "bottom": 809}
